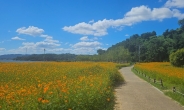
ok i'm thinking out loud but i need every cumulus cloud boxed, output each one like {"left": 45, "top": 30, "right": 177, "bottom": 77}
{"left": 124, "top": 6, "right": 173, "bottom": 21}
{"left": 63, "top": 5, "right": 184, "bottom": 36}
{"left": 172, "top": 9, "right": 184, "bottom": 19}
{"left": 11, "top": 36, "right": 25, "bottom": 40}
{"left": 16, "top": 26, "right": 44, "bottom": 36}
{"left": 164, "top": 0, "right": 184, "bottom": 8}
{"left": 62, "top": 19, "right": 110, "bottom": 36}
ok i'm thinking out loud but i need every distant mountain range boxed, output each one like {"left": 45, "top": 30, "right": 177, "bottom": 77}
{"left": 0, "top": 54, "right": 28, "bottom": 60}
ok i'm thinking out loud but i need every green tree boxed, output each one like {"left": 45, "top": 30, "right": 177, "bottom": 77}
{"left": 170, "top": 48, "right": 184, "bottom": 67}
{"left": 97, "top": 49, "right": 106, "bottom": 55}
{"left": 178, "top": 18, "right": 184, "bottom": 28}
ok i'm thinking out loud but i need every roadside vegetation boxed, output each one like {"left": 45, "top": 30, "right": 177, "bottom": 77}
{"left": 0, "top": 62, "right": 124, "bottom": 110}
{"left": 170, "top": 48, "right": 184, "bottom": 67}
{"left": 133, "top": 62, "right": 184, "bottom": 105}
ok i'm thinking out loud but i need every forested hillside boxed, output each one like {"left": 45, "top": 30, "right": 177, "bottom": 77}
{"left": 109, "top": 29, "right": 184, "bottom": 62}
{"left": 100, "top": 19, "right": 184, "bottom": 62}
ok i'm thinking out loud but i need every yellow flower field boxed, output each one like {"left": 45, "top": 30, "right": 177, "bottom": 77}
{"left": 0, "top": 62, "right": 124, "bottom": 110}
{"left": 134, "top": 62, "right": 184, "bottom": 90}
{"left": 134, "top": 62, "right": 184, "bottom": 79}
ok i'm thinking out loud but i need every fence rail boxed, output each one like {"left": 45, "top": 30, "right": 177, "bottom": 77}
{"left": 133, "top": 67, "right": 184, "bottom": 97}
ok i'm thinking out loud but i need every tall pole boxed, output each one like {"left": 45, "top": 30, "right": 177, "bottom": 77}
{"left": 139, "top": 45, "right": 140, "bottom": 63}
{"left": 44, "top": 48, "right": 45, "bottom": 54}
{"left": 44, "top": 48, "right": 46, "bottom": 61}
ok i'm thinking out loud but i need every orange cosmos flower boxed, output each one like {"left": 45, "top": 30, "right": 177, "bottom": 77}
{"left": 107, "top": 98, "right": 110, "bottom": 102}
{"left": 43, "top": 86, "right": 49, "bottom": 93}
{"left": 38, "top": 97, "right": 43, "bottom": 102}
{"left": 42, "top": 99, "right": 49, "bottom": 104}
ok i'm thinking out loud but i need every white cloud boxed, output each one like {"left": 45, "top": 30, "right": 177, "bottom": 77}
{"left": 80, "top": 36, "right": 99, "bottom": 42}
{"left": 40, "top": 34, "right": 52, "bottom": 38}
{"left": 80, "top": 36, "right": 89, "bottom": 41}
{"left": 62, "top": 19, "right": 111, "bottom": 36}
{"left": 22, "top": 40, "right": 60, "bottom": 50}
{"left": 125, "top": 34, "right": 129, "bottom": 37}
{"left": 7, "top": 26, "right": 64, "bottom": 54}
{"left": 43, "top": 36, "right": 59, "bottom": 43}
{"left": 123, "top": 6, "right": 173, "bottom": 22}
{"left": 16, "top": 26, "right": 44, "bottom": 36}
{"left": 13, "top": 41, "right": 60, "bottom": 54}
{"left": 124, "top": 5, "right": 152, "bottom": 21}
{"left": 89, "top": 19, "right": 94, "bottom": 24}
{"left": 68, "top": 41, "right": 102, "bottom": 54}
{"left": 11, "top": 36, "right": 25, "bottom": 40}
{"left": 164, "top": 0, "right": 184, "bottom": 8}
{"left": 152, "top": 8, "right": 173, "bottom": 20}
{"left": 63, "top": 5, "right": 184, "bottom": 36}
{"left": 172, "top": 9, "right": 184, "bottom": 19}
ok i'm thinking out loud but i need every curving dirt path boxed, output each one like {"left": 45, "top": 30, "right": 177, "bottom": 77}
{"left": 114, "top": 66, "right": 184, "bottom": 110}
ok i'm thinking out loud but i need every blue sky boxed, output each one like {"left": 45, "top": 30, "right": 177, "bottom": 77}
{"left": 0, "top": 0, "right": 184, "bottom": 55}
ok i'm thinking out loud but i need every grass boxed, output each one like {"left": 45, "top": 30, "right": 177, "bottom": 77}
{"left": 132, "top": 62, "right": 184, "bottom": 106}
{"left": 0, "top": 62, "right": 124, "bottom": 110}
{"left": 115, "top": 63, "right": 131, "bottom": 69}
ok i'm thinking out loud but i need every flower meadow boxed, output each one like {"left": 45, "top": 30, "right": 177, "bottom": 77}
{"left": 0, "top": 62, "right": 124, "bottom": 110}
{"left": 134, "top": 62, "right": 184, "bottom": 92}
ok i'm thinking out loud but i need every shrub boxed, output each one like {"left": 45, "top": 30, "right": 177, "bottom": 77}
{"left": 170, "top": 48, "right": 184, "bottom": 67}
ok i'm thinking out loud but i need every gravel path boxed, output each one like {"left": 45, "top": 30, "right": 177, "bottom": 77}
{"left": 114, "top": 66, "right": 184, "bottom": 110}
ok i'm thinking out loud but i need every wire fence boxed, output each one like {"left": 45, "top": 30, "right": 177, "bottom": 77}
{"left": 133, "top": 67, "right": 184, "bottom": 97}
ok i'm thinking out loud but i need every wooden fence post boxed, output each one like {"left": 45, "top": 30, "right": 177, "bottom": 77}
{"left": 154, "top": 79, "right": 156, "bottom": 83}
{"left": 160, "top": 79, "right": 163, "bottom": 87}
{"left": 173, "top": 87, "right": 176, "bottom": 93}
